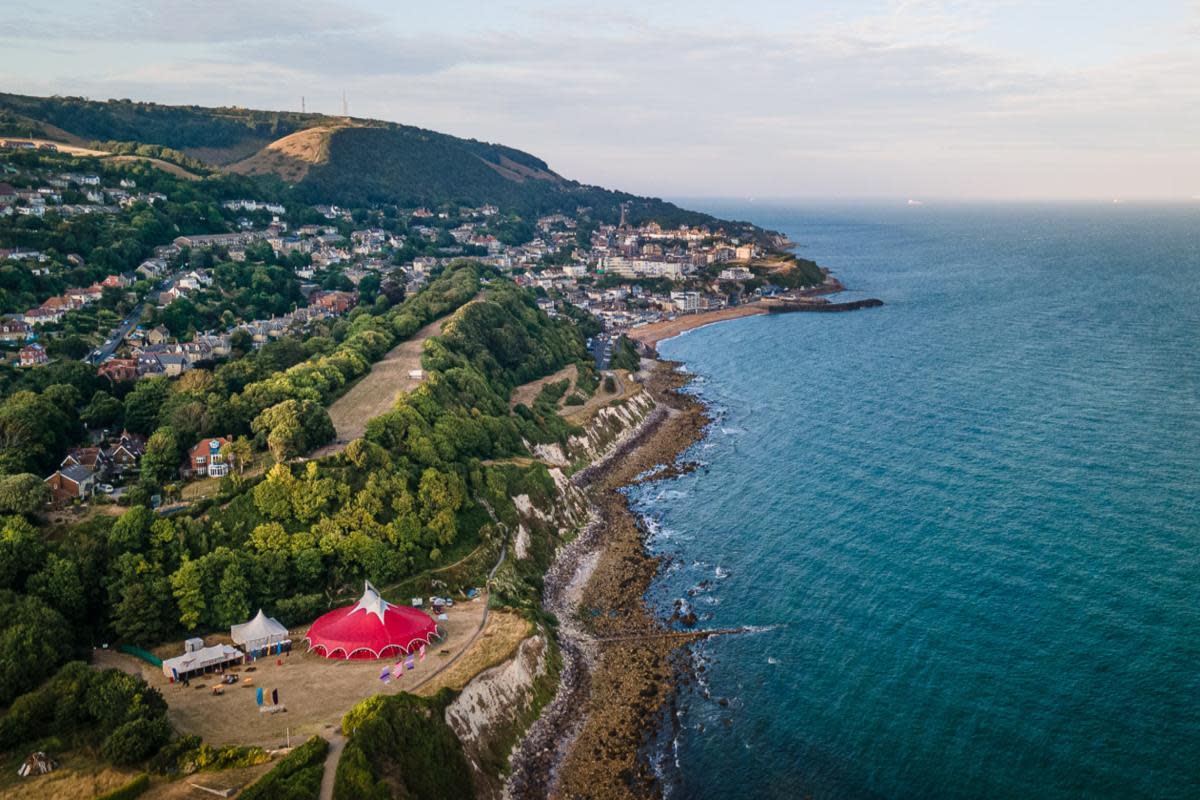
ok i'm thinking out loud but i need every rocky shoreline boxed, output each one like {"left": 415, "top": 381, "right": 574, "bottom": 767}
{"left": 506, "top": 362, "right": 710, "bottom": 799}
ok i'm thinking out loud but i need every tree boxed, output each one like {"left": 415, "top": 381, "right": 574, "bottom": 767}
{"left": 124, "top": 378, "right": 172, "bottom": 435}
{"left": 0, "top": 473, "right": 50, "bottom": 515}
{"left": 140, "top": 426, "right": 181, "bottom": 486}
{"left": 0, "top": 590, "right": 73, "bottom": 706}
{"left": 222, "top": 436, "right": 253, "bottom": 476}
{"left": 108, "top": 505, "right": 154, "bottom": 556}
{"left": 169, "top": 558, "right": 207, "bottom": 631}
{"left": 81, "top": 390, "right": 124, "bottom": 430}
{"left": 113, "top": 574, "right": 175, "bottom": 646}
{"left": 214, "top": 562, "right": 251, "bottom": 628}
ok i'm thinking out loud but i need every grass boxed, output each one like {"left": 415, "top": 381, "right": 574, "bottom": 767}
{"left": 413, "top": 611, "right": 532, "bottom": 696}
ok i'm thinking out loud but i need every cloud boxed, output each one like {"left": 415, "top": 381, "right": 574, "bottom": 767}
{"left": 2, "top": 0, "right": 1196, "bottom": 197}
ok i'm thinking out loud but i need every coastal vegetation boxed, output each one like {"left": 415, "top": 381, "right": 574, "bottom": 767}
{"left": 239, "top": 735, "right": 328, "bottom": 800}
{"left": 335, "top": 690, "right": 473, "bottom": 800}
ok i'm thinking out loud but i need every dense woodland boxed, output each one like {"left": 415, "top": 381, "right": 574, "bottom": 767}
{"left": 0, "top": 263, "right": 594, "bottom": 782}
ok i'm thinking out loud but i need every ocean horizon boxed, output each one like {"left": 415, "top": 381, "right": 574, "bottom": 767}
{"left": 638, "top": 200, "right": 1200, "bottom": 799}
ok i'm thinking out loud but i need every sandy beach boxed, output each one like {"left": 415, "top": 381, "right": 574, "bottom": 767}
{"left": 627, "top": 304, "right": 768, "bottom": 348}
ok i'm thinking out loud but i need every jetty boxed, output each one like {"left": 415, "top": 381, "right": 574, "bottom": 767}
{"left": 765, "top": 297, "right": 884, "bottom": 313}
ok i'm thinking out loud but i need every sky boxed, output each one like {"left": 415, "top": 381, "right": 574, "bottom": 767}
{"left": 2, "top": 0, "right": 1198, "bottom": 200}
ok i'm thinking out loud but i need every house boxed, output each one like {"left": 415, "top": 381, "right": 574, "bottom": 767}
{"left": 18, "top": 343, "right": 48, "bottom": 367}
{"left": 106, "top": 431, "right": 146, "bottom": 471}
{"left": 62, "top": 447, "right": 112, "bottom": 477}
{"left": 186, "top": 437, "right": 231, "bottom": 478}
{"left": 0, "top": 183, "right": 15, "bottom": 206}
{"left": 308, "top": 291, "right": 357, "bottom": 315}
{"left": 98, "top": 358, "right": 139, "bottom": 384}
{"left": 0, "top": 319, "right": 32, "bottom": 342}
{"left": 45, "top": 465, "right": 95, "bottom": 505}
{"left": 136, "top": 258, "right": 168, "bottom": 280}
{"left": 147, "top": 325, "right": 172, "bottom": 345}
{"left": 23, "top": 306, "right": 65, "bottom": 326}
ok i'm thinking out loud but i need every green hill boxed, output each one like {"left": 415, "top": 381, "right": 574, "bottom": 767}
{"left": 0, "top": 92, "right": 768, "bottom": 234}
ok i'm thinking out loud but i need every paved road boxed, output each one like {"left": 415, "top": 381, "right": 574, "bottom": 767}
{"left": 89, "top": 300, "right": 145, "bottom": 365}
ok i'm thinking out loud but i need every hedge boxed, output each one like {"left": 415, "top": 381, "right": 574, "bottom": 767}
{"left": 95, "top": 773, "right": 150, "bottom": 800}
{"left": 239, "top": 735, "right": 329, "bottom": 800}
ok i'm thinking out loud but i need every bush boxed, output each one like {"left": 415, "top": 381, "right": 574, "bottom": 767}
{"left": 148, "top": 735, "right": 268, "bottom": 775}
{"left": 603, "top": 375, "right": 616, "bottom": 393}
{"left": 564, "top": 393, "right": 584, "bottom": 406}
{"left": 101, "top": 716, "right": 172, "bottom": 765}
{"left": 274, "top": 593, "right": 325, "bottom": 627}
{"left": 240, "top": 735, "right": 329, "bottom": 800}
{"left": 95, "top": 773, "right": 151, "bottom": 800}
{"left": 334, "top": 691, "right": 473, "bottom": 800}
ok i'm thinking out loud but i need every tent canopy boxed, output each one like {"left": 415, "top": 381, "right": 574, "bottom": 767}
{"left": 230, "top": 609, "right": 289, "bottom": 649}
{"left": 162, "top": 643, "right": 242, "bottom": 679}
{"left": 305, "top": 581, "right": 439, "bottom": 660}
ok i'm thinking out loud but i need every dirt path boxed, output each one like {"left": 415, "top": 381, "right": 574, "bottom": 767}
{"left": 312, "top": 309, "right": 461, "bottom": 458}
{"left": 509, "top": 363, "right": 578, "bottom": 410}
{"left": 317, "top": 732, "right": 344, "bottom": 800}
{"left": 313, "top": 542, "right": 508, "bottom": 797}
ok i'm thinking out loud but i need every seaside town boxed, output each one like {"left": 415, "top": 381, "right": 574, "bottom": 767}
{"left": 0, "top": 139, "right": 833, "bottom": 508}
{"left": 0, "top": 120, "right": 870, "bottom": 800}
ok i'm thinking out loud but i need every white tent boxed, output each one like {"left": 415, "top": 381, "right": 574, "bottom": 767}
{"left": 230, "top": 609, "right": 289, "bottom": 652}
{"left": 162, "top": 643, "right": 243, "bottom": 681}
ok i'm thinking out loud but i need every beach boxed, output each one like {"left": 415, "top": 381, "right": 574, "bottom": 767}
{"left": 626, "top": 305, "right": 767, "bottom": 348}
{"left": 507, "top": 361, "right": 711, "bottom": 799}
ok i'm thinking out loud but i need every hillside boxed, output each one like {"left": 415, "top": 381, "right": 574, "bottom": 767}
{"left": 0, "top": 92, "right": 769, "bottom": 234}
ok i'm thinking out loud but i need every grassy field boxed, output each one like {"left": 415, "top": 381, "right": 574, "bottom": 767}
{"left": 312, "top": 304, "right": 472, "bottom": 458}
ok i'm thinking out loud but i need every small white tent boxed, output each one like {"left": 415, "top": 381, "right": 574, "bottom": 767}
{"left": 230, "top": 609, "right": 289, "bottom": 652}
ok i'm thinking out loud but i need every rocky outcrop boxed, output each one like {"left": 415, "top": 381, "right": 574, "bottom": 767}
{"left": 445, "top": 634, "right": 556, "bottom": 800}
{"left": 532, "top": 390, "right": 656, "bottom": 471}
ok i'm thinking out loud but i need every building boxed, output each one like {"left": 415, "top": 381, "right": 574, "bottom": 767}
{"left": 106, "top": 431, "right": 146, "bottom": 472}
{"left": 0, "top": 319, "right": 32, "bottom": 342}
{"left": 670, "top": 291, "right": 701, "bottom": 312}
{"left": 186, "top": 437, "right": 231, "bottom": 478}
{"left": 309, "top": 290, "right": 357, "bottom": 315}
{"left": 98, "top": 358, "right": 139, "bottom": 384}
{"left": 62, "top": 447, "right": 112, "bottom": 477}
{"left": 45, "top": 465, "right": 95, "bottom": 505}
{"left": 719, "top": 267, "right": 754, "bottom": 281}
{"left": 18, "top": 343, "right": 48, "bottom": 367}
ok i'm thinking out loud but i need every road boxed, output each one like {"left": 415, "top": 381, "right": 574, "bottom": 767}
{"left": 88, "top": 300, "right": 146, "bottom": 365}
{"left": 87, "top": 275, "right": 173, "bottom": 365}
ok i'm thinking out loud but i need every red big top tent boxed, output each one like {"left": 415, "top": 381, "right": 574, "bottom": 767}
{"left": 305, "top": 581, "right": 440, "bottom": 659}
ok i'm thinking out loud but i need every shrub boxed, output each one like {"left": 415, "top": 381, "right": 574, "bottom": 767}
{"left": 564, "top": 393, "right": 584, "bottom": 406}
{"left": 101, "top": 716, "right": 172, "bottom": 766}
{"left": 603, "top": 375, "right": 616, "bottom": 393}
{"left": 334, "top": 691, "right": 473, "bottom": 800}
{"left": 240, "top": 735, "right": 329, "bottom": 800}
{"left": 95, "top": 773, "right": 151, "bottom": 800}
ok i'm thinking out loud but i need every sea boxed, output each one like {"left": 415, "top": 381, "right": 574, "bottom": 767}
{"left": 635, "top": 200, "right": 1200, "bottom": 799}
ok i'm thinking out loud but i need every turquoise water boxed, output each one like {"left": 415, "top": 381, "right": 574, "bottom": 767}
{"left": 638, "top": 202, "right": 1200, "bottom": 799}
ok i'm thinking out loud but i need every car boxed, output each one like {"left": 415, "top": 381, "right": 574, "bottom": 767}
{"left": 98, "top": 483, "right": 115, "bottom": 494}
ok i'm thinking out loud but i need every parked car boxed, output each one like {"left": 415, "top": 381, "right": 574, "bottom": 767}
{"left": 98, "top": 483, "right": 115, "bottom": 494}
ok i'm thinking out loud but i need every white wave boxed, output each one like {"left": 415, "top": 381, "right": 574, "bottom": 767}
{"left": 767, "top": 656, "right": 780, "bottom": 665}
{"left": 714, "top": 565, "right": 729, "bottom": 579}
